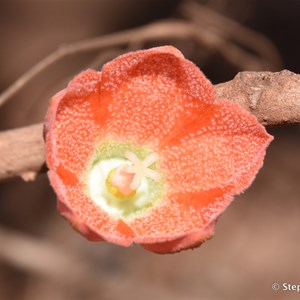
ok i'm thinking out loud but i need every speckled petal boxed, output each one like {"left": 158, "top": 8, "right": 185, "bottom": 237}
{"left": 99, "top": 46, "right": 215, "bottom": 146}
{"left": 49, "top": 171, "right": 134, "bottom": 246}
{"left": 141, "top": 223, "right": 215, "bottom": 254}
{"left": 130, "top": 188, "right": 232, "bottom": 246}
{"left": 159, "top": 100, "right": 273, "bottom": 195}
{"left": 45, "top": 70, "right": 135, "bottom": 246}
{"left": 45, "top": 69, "right": 104, "bottom": 178}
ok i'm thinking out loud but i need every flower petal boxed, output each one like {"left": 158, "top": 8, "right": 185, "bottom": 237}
{"left": 45, "top": 69, "right": 103, "bottom": 179}
{"left": 99, "top": 46, "right": 215, "bottom": 145}
{"left": 159, "top": 100, "right": 273, "bottom": 195}
{"left": 46, "top": 70, "right": 136, "bottom": 246}
{"left": 49, "top": 171, "right": 134, "bottom": 246}
{"left": 131, "top": 188, "right": 232, "bottom": 244}
{"left": 140, "top": 223, "right": 215, "bottom": 254}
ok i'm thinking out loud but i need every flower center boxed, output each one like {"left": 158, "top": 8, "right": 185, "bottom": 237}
{"left": 87, "top": 141, "right": 164, "bottom": 219}
{"left": 105, "top": 151, "right": 161, "bottom": 200}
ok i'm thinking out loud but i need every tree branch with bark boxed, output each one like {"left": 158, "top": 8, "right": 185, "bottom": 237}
{"left": 0, "top": 13, "right": 299, "bottom": 183}
{"left": 0, "top": 70, "right": 299, "bottom": 182}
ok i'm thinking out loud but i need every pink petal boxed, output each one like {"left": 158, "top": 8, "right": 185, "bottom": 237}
{"left": 98, "top": 46, "right": 215, "bottom": 146}
{"left": 159, "top": 100, "right": 273, "bottom": 195}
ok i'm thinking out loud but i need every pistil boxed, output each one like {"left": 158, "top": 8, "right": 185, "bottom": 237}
{"left": 105, "top": 151, "right": 161, "bottom": 199}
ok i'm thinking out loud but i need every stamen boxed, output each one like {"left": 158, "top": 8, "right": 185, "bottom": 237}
{"left": 143, "top": 152, "right": 160, "bottom": 167}
{"left": 124, "top": 152, "right": 140, "bottom": 165}
{"left": 124, "top": 151, "right": 161, "bottom": 190}
{"left": 106, "top": 151, "right": 161, "bottom": 199}
{"left": 145, "top": 168, "right": 161, "bottom": 182}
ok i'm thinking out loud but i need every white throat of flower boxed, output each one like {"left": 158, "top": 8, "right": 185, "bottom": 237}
{"left": 87, "top": 150, "right": 162, "bottom": 218}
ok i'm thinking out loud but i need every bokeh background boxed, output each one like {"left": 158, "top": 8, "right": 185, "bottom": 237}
{"left": 0, "top": 1, "right": 299, "bottom": 299}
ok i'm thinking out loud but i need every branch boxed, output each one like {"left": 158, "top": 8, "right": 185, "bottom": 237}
{"left": 0, "top": 20, "right": 207, "bottom": 107}
{"left": 0, "top": 123, "right": 45, "bottom": 181}
{"left": 0, "top": 17, "right": 282, "bottom": 108}
{"left": 180, "top": 1, "right": 282, "bottom": 70}
{"left": 215, "top": 70, "right": 300, "bottom": 126}
{"left": 0, "top": 70, "right": 299, "bottom": 182}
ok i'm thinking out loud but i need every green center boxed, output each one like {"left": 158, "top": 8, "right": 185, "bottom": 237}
{"left": 85, "top": 140, "right": 164, "bottom": 220}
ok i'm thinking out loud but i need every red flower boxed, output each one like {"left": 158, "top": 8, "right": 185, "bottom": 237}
{"left": 44, "top": 46, "right": 272, "bottom": 254}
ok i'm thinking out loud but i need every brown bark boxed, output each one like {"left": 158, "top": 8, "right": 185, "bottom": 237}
{"left": 215, "top": 70, "right": 300, "bottom": 126}
{"left": 0, "top": 124, "right": 45, "bottom": 181}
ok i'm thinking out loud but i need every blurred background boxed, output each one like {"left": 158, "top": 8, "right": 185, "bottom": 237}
{"left": 0, "top": 0, "right": 299, "bottom": 299}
